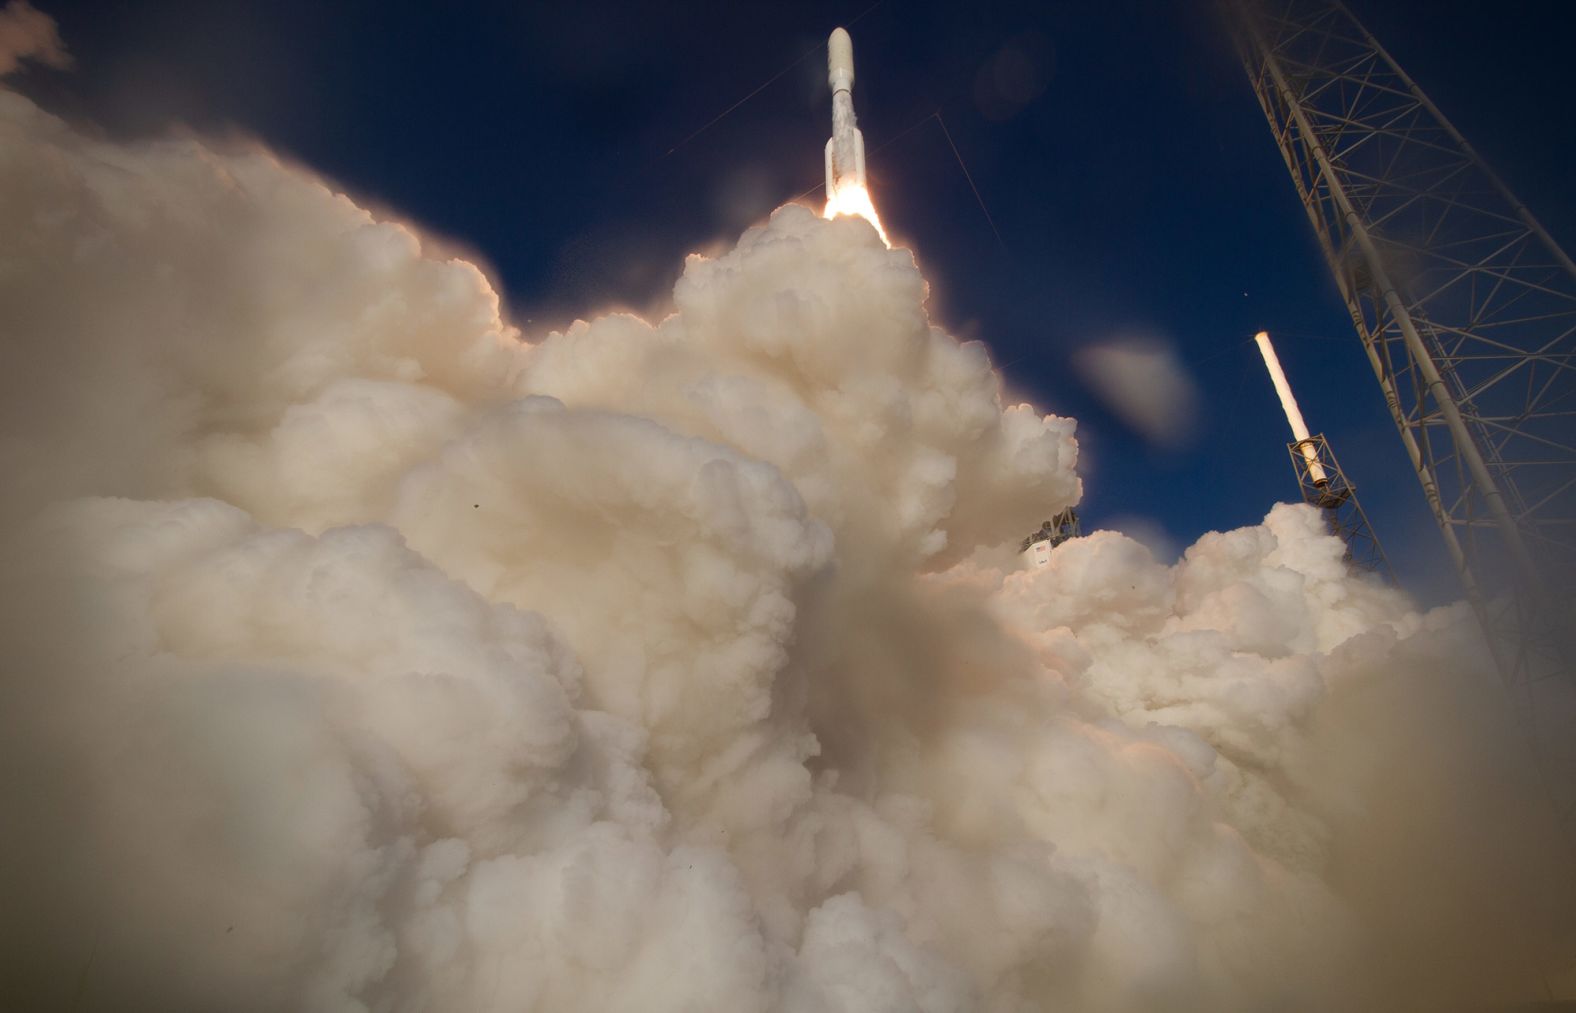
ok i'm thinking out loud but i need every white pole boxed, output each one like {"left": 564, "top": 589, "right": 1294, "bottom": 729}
{"left": 1254, "top": 331, "right": 1328, "bottom": 484}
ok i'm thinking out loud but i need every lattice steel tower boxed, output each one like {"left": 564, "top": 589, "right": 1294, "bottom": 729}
{"left": 1226, "top": 0, "right": 1576, "bottom": 828}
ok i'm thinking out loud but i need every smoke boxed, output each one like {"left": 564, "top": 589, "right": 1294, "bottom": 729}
{"left": 1, "top": 82, "right": 1570, "bottom": 1013}
{"left": 0, "top": 0, "right": 69, "bottom": 77}
{"left": 1073, "top": 337, "right": 1201, "bottom": 450}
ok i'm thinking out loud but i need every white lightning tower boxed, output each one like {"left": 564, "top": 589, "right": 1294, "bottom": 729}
{"left": 1254, "top": 331, "right": 1390, "bottom": 576}
{"left": 1255, "top": 331, "right": 1325, "bottom": 484}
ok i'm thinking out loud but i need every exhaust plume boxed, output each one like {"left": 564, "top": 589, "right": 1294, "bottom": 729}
{"left": 1, "top": 84, "right": 1569, "bottom": 1012}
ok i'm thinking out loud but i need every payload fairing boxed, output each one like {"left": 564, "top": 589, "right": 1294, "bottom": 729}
{"left": 824, "top": 27, "right": 867, "bottom": 197}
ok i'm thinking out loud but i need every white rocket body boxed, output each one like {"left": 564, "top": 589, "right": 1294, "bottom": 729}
{"left": 825, "top": 28, "right": 867, "bottom": 196}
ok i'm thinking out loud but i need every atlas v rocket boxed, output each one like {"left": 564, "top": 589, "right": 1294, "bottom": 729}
{"left": 824, "top": 28, "right": 867, "bottom": 196}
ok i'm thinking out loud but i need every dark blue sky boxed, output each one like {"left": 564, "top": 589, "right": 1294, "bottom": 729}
{"left": 16, "top": 0, "right": 1576, "bottom": 600}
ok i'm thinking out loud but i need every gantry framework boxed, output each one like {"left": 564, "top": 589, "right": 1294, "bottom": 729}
{"left": 1226, "top": 0, "right": 1576, "bottom": 827}
{"left": 1287, "top": 434, "right": 1391, "bottom": 578}
{"left": 1021, "top": 508, "right": 1081, "bottom": 554}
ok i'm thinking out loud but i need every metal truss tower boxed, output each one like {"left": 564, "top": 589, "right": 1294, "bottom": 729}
{"left": 1226, "top": 0, "right": 1576, "bottom": 828}
{"left": 1286, "top": 434, "right": 1390, "bottom": 578}
{"left": 1021, "top": 508, "right": 1081, "bottom": 568}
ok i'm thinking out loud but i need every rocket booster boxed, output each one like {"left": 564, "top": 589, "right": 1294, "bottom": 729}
{"left": 825, "top": 27, "right": 867, "bottom": 196}
{"left": 820, "top": 26, "right": 889, "bottom": 245}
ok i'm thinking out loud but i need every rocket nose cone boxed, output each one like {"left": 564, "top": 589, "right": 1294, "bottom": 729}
{"left": 828, "top": 27, "right": 854, "bottom": 89}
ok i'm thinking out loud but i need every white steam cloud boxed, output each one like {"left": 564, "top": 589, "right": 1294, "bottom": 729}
{"left": 1, "top": 84, "right": 1571, "bottom": 1012}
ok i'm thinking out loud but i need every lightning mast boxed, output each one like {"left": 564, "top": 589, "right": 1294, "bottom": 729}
{"left": 1255, "top": 331, "right": 1390, "bottom": 577}
{"left": 1225, "top": 0, "right": 1576, "bottom": 830}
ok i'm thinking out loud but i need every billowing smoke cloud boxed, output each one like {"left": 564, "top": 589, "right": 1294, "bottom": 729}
{"left": 0, "top": 0, "right": 69, "bottom": 77}
{"left": 1, "top": 80, "right": 1570, "bottom": 1013}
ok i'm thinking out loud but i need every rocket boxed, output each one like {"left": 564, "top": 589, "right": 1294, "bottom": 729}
{"left": 824, "top": 27, "right": 867, "bottom": 197}
{"left": 820, "top": 26, "right": 889, "bottom": 245}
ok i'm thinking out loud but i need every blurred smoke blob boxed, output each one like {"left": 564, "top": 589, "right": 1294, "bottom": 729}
{"left": 1073, "top": 336, "right": 1202, "bottom": 450}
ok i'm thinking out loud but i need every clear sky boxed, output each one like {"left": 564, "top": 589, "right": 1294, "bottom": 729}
{"left": 15, "top": 0, "right": 1575, "bottom": 601}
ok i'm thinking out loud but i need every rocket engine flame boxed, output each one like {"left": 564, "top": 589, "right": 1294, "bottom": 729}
{"left": 823, "top": 181, "right": 890, "bottom": 247}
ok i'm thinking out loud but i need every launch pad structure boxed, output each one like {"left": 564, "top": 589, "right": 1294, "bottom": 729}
{"left": 1226, "top": 0, "right": 1576, "bottom": 834}
{"left": 1021, "top": 509, "right": 1081, "bottom": 568}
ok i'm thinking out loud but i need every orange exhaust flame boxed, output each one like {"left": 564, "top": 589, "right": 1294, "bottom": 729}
{"left": 823, "top": 182, "right": 890, "bottom": 248}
